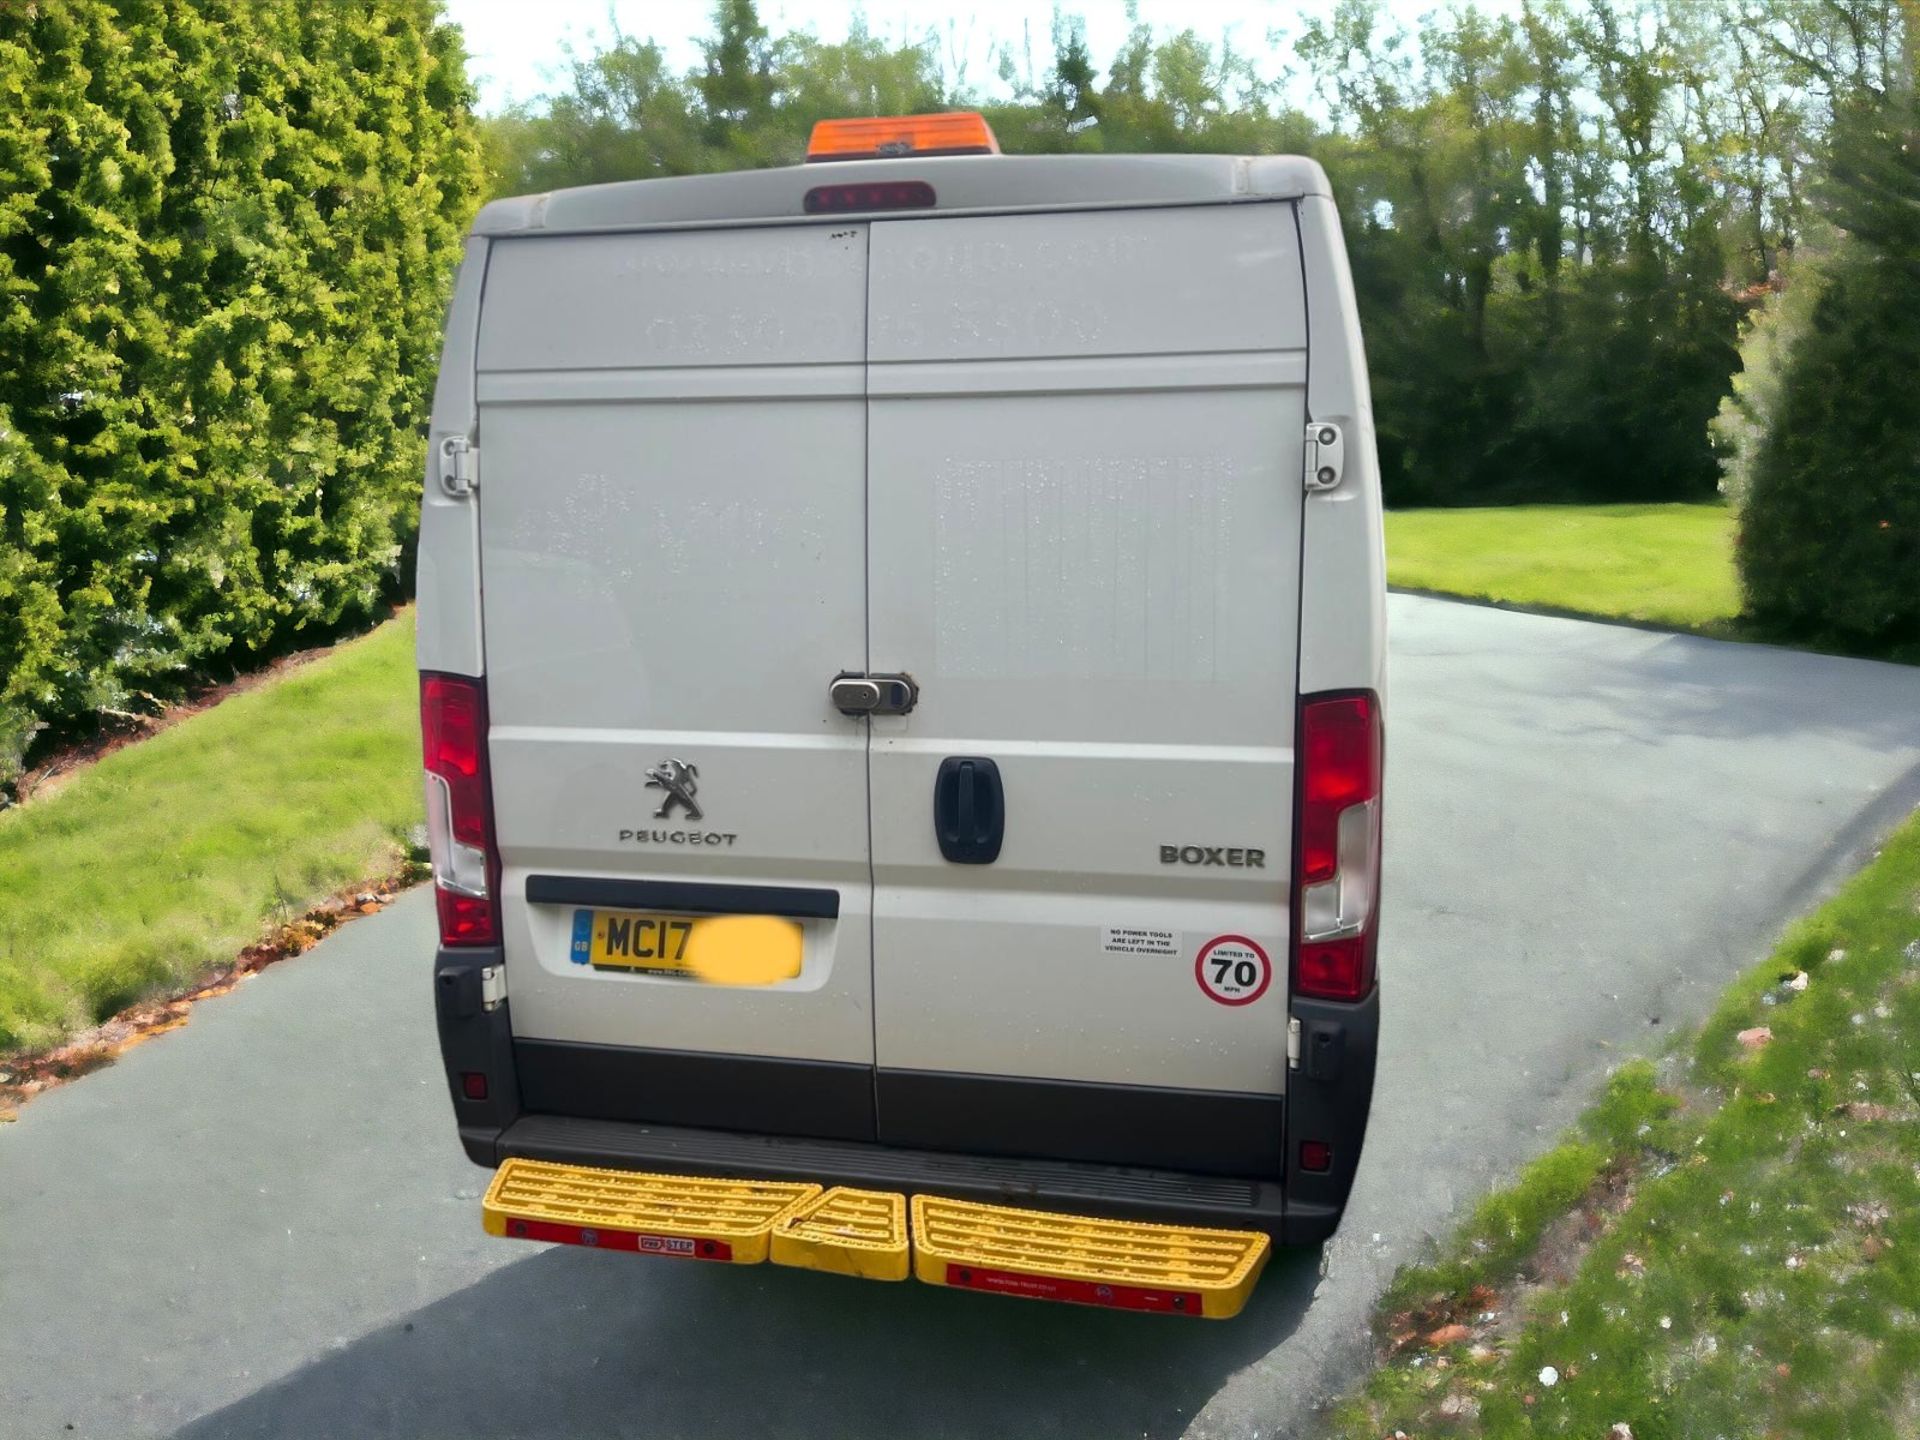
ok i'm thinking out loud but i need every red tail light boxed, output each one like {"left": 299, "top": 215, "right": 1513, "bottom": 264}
{"left": 421, "top": 673, "right": 500, "bottom": 946}
{"left": 1294, "top": 691, "right": 1382, "bottom": 1001}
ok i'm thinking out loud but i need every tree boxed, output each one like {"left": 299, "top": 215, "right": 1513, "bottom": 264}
{"left": 695, "top": 0, "right": 776, "bottom": 156}
{"left": 468, "top": 0, "right": 1885, "bottom": 522}
{"left": 1710, "top": 221, "right": 1835, "bottom": 507}
{"left": 1737, "top": 39, "right": 1920, "bottom": 646}
{"left": 1047, "top": 11, "right": 1098, "bottom": 122}
{"left": 481, "top": 5, "right": 943, "bottom": 188}
{"left": 486, "top": 35, "right": 705, "bottom": 193}
{"left": 771, "top": 24, "right": 945, "bottom": 151}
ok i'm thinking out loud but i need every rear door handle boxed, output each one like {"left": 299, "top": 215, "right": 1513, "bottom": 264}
{"left": 934, "top": 756, "right": 1004, "bottom": 864}
{"left": 830, "top": 672, "right": 918, "bottom": 717}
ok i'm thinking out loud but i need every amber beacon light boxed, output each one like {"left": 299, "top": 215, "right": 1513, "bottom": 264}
{"left": 805, "top": 111, "right": 1001, "bottom": 162}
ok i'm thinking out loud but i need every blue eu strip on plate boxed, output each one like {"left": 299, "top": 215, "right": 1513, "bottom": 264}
{"left": 569, "top": 908, "right": 594, "bottom": 965}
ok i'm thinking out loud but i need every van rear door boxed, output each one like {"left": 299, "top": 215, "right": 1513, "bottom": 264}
{"left": 863, "top": 204, "right": 1308, "bottom": 1174}
{"left": 473, "top": 225, "right": 877, "bottom": 1139}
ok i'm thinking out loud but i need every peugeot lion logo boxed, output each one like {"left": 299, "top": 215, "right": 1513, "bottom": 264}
{"left": 644, "top": 759, "right": 702, "bottom": 821}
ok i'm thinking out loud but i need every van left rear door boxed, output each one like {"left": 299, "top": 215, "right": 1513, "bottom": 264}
{"left": 473, "top": 224, "right": 877, "bottom": 1140}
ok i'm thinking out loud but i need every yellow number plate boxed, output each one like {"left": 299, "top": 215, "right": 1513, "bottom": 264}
{"left": 570, "top": 909, "right": 803, "bottom": 986}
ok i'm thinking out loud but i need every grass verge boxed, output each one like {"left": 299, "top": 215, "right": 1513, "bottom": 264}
{"left": 0, "top": 615, "right": 422, "bottom": 1055}
{"left": 1331, "top": 804, "right": 1920, "bottom": 1438}
{"left": 1385, "top": 503, "right": 1739, "bottom": 632}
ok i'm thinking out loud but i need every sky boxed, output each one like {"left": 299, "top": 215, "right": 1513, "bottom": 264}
{"left": 439, "top": 0, "right": 1364, "bottom": 115}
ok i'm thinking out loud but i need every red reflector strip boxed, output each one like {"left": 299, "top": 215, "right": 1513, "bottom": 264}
{"left": 501, "top": 1217, "right": 733, "bottom": 1261}
{"left": 1298, "top": 936, "right": 1369, "bottom": 1003}
{"left": 436, "top": 889, "right": 496, "bottom": 948}
{"left": 945, "top": 1263, "right": 1204, "bottom": 1316}
{"left": 804, "top": 181, "right": 936, "bottom": 214}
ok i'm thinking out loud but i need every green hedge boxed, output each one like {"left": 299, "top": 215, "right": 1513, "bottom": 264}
{"left": 0, "top": 1, "right": 482, "bottom": 783}
{"left": 1736, "top": 91, "right": 1920, "bottom": 651}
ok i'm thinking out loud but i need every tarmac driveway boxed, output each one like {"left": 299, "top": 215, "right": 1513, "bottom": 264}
{"left": 5, "top": 595, "right": 1920, "bottom": 1439}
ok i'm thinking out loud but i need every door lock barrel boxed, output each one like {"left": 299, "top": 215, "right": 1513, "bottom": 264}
{"left": 829, "top": 672, "right": 919, "bottom": 717}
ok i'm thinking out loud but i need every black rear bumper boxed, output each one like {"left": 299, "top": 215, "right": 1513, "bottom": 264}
{"left": 480, "top": 1113, "right": 1295, "bottom": 1236}
{"left": 435, "top": 947, "right": 1376, "bottom": 1247}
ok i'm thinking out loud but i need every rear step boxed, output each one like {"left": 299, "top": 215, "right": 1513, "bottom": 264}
{"left": 482, "top": 1157, "right": 819, "bottom": 1263}
{"left": 770, "top": 1187, "right": 911, "bottom": 1281}
{"left": 481, "top": 1157, "right": 1269, "bottom": 1317}
{"left": 487, "top": 1114, "right": 1288, "bottom": 1238}
{"left": 912, "top": 1194, "right": 1268, "bottom": 1319}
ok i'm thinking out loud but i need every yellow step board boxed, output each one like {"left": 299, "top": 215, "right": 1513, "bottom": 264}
{"left": 910, "top": 1194, "right": 1271, "bottom": 1319}
{"left": 482, "top": 1158, "right": 819, "bottom": 1264}
{"left": 770, "top": 1186, "right": 911, "bottom": 1281}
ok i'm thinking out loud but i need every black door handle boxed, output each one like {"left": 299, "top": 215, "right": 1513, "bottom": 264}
{"left": 934, "top": 756, "right": 1004, "bottom": 864}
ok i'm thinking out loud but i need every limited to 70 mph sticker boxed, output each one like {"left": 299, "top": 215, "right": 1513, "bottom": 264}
{"left": 1195, "top": 935, "right": 1272, "bottom": 1006}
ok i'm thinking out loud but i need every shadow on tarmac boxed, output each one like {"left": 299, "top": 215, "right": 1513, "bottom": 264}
{"left": 174, "top": 1240, "right": 1324, "bottom": 1439}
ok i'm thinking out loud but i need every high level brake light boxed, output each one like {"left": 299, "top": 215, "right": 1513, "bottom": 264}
{"left": 805, "top": 111, "right": 999, "bottom": 162}
{"left": 1293, "top": 691, "right": 1383, "bottom": 1002}
{"left": 804, "top": 180, "right": 937, "bottom": 215}
{"left": 421, "top": 673, "right": 500, "bottom": 947}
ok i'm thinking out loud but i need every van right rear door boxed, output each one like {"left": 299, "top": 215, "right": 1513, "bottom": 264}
{"left": 863, "top": 203, "right": 1310, "bottom": 1176}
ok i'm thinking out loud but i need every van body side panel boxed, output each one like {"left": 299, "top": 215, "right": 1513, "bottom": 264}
{"left": 472, "top": 227, "right": 877, "bottom": 1105}
{"left": 418, "top": 237, "right": 489, "bottom": 677}
{"left": 865, "top": 206, "right": 1308, "bottom": 1147}
{"left": 1293, "top": 196, "right": 1387, "bottom": 702}
{"left": 1284, "top": 193, "right": 1385, "bottom": 1242}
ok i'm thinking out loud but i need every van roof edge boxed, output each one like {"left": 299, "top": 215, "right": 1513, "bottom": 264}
{"left": 471, "top": 154, "right": 1331, "bottom": 238}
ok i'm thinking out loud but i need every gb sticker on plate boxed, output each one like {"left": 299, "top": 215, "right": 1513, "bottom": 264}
{"left": 1195, "top": 935, "right": 1272, "bottom": 1007}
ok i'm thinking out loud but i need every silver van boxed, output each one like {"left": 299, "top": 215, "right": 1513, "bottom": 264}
{"left": 419, "top": 114, "right": 1384, "bottom": 1316}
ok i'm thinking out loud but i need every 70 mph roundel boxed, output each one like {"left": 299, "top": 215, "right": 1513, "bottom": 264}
{"left": 1195, "top": 935, "right": 1273, "bottom": 1006}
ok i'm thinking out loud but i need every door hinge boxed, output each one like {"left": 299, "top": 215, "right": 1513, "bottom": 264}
{"left": 437, "top": 434, "right": 479, "bottom": 497}
{"left": 1304, "top": 421, "right": 1344, "bottom": 493}
{"left": 1287, "top": 1015, "right": 1302, "bottom": 1071}
{"left": 479, "top": 964, "right": 507, "bottom": 1011}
